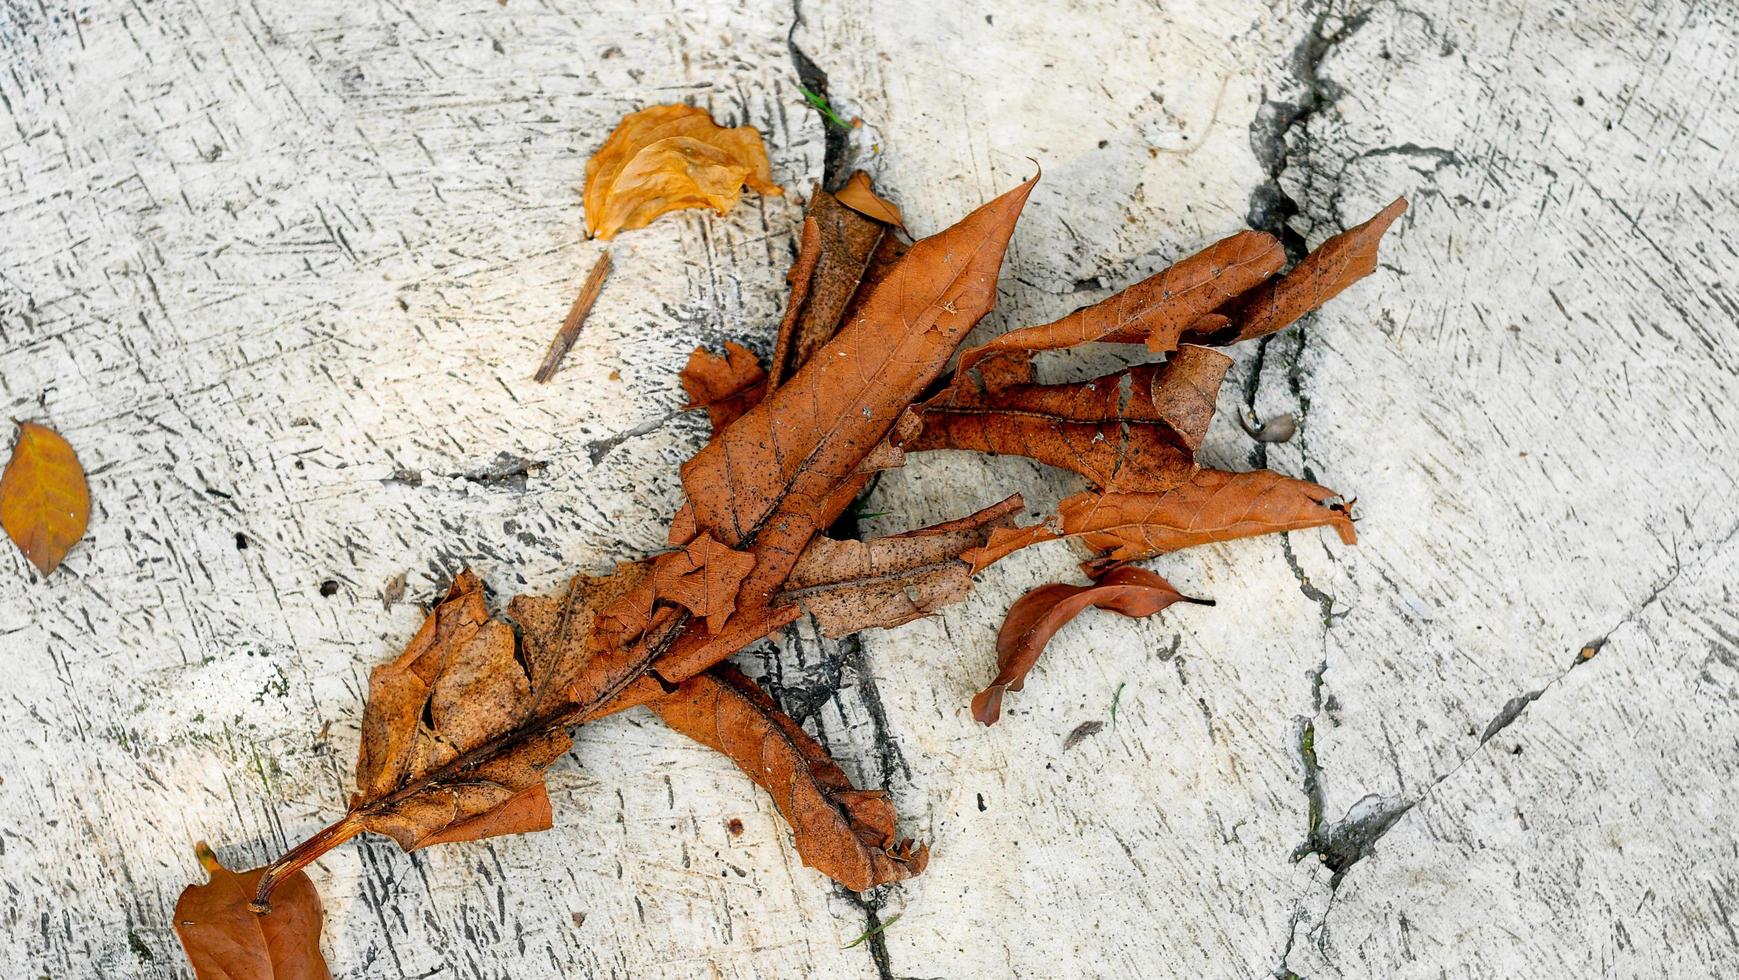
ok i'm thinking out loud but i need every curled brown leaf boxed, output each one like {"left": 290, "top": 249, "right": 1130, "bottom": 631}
{"left": 972, "top": 566, "right": 1212, "bottom": 726}
{"left": 1185, "top": 197, "right": 1409, "bottom": 346}
{"left": 778, "top": 494, "right": 1024, "bottom": 636}
{"left": 956, "top": 229, "right": 1282, "bottom": 371}
{"left": 768, "top": 187, "right": 892, "bottom": 387}
{"left": 650, "top": 665, "right": 928, "bottom": 891}
{"left": 961, "top": 468, "right": 1356, "bottom": 571}
{"left": 174, "top": 843, "right": 330, "bottom": 980}
{"left": 910, "top": 345, "right": 1231, "bottom": 491}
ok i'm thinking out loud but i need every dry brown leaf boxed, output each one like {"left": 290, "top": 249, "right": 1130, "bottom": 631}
{"left": 649, "top": 665, "right": 927, "bottom": 891}
{"left": 1, "top": 421, "right": 91, "bottom": 575}
{"left": 909, "top": 345, "right": 1231, "bottom": 492}
{"left": 174, "top": 843, "right": 330, "bottom": 980}
{"left": 678, "top": 175, "right": 1037, "bottom": 616}
{"left": 584, "top": 104, "right": 781, "bottom": 240}
{"left": 778, "top": 495, "right": 1024, "bottom": 636}
{"left": 972, "top": 565, "right": 1211, "bottom": 726}
{"left": 597, "top": 532, "right": 757, "bottom": 641}
{"left": 1186, "top": 197, "right": 1409, "bottom": 346}
{"left": 680, "top": 341, "right": 767, "bottom": 430}
{"left": 768, "top": 187, "right": 895, "bottom": 388}
{"left": 956, "top": 229, "right": 1282, "bottom": 371}
{"left": 965, "top": 468, "right": 1357, "bottom": 572}
{"left": 1066, "top": 469, "right": 1357, "bottom": 561}
{"left": 349, "top": 570, "right": 574, "bottom": 851}
{"left": 834, "top": 170, "right": 905, "bottom": 227}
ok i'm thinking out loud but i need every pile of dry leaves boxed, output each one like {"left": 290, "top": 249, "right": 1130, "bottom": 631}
{"left": 167, "top": 104, "right": 1404, "bottom": 977}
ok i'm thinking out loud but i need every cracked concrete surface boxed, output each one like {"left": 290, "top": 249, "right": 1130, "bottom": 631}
{"left": 2, "top": 0, "right": 1737, "bottom": 977}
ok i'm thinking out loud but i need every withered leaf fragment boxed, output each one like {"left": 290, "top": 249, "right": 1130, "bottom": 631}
{"left": 956, "top": 229, "right": 1282, "bottom": 371}
{"left": 834, "top": 170, "right": 905, "bottom": 227}
{"left": 584, "top": 104, "right": 781, "bottom": 240}
{"left": 650, "top": 665, "right": 928, "bottom": 891}
{"left": 598, "top": 532, "right": 756, "bottom": 641}
{"left": 1186, "top": 197, "right": 1409, "bottom": 346}
{"left": 973, "top": 566, "right": 1212, "bottom": 726}
{"left": 680, "top": 341, "right": 767, "bottom": 430}
{"left": 911, "top": 345, "right": 1231, "bottom": 492}
{"left": 678, "top": 176, "right": 1036, "bottom": 613}
{"left": 963, "top": 468, "right": 1357, "bottom": 571}
{"left": 174, "top": 843, "right": 330, "bottom": 980}
{"left": 1, "top": 421, "right": 91, "bottom": 575}
{"left": 779, "top": 494, "right": 1024, "bottom": 636}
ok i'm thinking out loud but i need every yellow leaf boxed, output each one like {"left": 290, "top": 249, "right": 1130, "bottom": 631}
{"left": 583, "top": 104, "right": 780, "bottom": 240}
{"left": 0, "top": 421, "right": 91, "bottom": 575}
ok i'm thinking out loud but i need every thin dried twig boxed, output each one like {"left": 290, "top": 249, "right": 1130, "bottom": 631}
{"left": 533, "top": 251, "right": 612, "bottom": 383}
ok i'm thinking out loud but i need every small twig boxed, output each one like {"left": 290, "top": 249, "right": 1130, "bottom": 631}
{"left": 1110, "top": 681, "right": 1127, "bottom": 727}
{"left": 533, "top": 251, "right": 612, "bottom": 383}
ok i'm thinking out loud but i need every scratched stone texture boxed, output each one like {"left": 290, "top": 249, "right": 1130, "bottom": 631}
{"left": 2, "top": 0, "right": 1736, "bottom": 977}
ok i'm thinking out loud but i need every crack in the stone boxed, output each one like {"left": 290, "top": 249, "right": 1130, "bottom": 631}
{"left": 1281, "top": 534, "right": 1338, "bottom": 628}
{"left": 1246, "top": 6, "right": 1372, "bottom": 258}
{"left": 381, "top": 452, "right": 549, "bottom": 491}
{"left": 1241, "top": 5, "right": 1370, "bottom": 479}
{"left": 787, "top": 0, "right": 851, "bottom": 192}
{"left": 583, "top": 410, "right": 682, "bottom": 464}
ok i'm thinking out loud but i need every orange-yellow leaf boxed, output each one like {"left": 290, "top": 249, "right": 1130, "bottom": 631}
{"left": 0, "top": 421, "right": 91, "bottom": 575}
{"left": 174, "top": 843, "right": 330, "bottom": 980}
{"left": 834, "top": 170, "right": 904, "bottom": 227}
{"left": 584, "top": 104, "right": 781, "bottom": 240}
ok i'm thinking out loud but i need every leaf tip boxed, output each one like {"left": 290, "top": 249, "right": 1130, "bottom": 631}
{"left": 970, "top": 686, "right": 1004, "bottom": 726}
{"left": 193, "top": 840, "right": 222, "bottom": 876}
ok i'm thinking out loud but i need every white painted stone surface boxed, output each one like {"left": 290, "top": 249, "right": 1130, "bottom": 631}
{"left": 2, "top": 0, "right": 1736, "bottom": 977}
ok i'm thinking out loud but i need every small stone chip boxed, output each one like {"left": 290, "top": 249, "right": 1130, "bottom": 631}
{"left": 1063, "top": 720, "right": 1104, "bottom": 751}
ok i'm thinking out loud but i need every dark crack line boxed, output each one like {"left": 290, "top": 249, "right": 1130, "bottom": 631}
{"left": 1246, "top": 5, "right": 1373, "bottom": 259}
{"left": 583, "top": 409, "right": 682, "bottom": 464}
{"left": 787, "top": 0, "right": 851, "bottom": 192}
{"left": 1241, "top": 4, "right": 1371, "bottom": 485}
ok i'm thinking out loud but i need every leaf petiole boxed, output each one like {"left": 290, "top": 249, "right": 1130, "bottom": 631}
{"left": 248, "top": 814, "right": 363, "bottom": 913}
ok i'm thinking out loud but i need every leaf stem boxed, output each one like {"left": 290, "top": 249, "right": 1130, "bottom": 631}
{"left": 249, "top": 814, "right": 363, "bottom": 913}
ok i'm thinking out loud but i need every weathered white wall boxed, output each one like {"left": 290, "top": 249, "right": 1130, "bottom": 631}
{"left": 2, "top": 0, "right": 1736, "bottom": 977}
